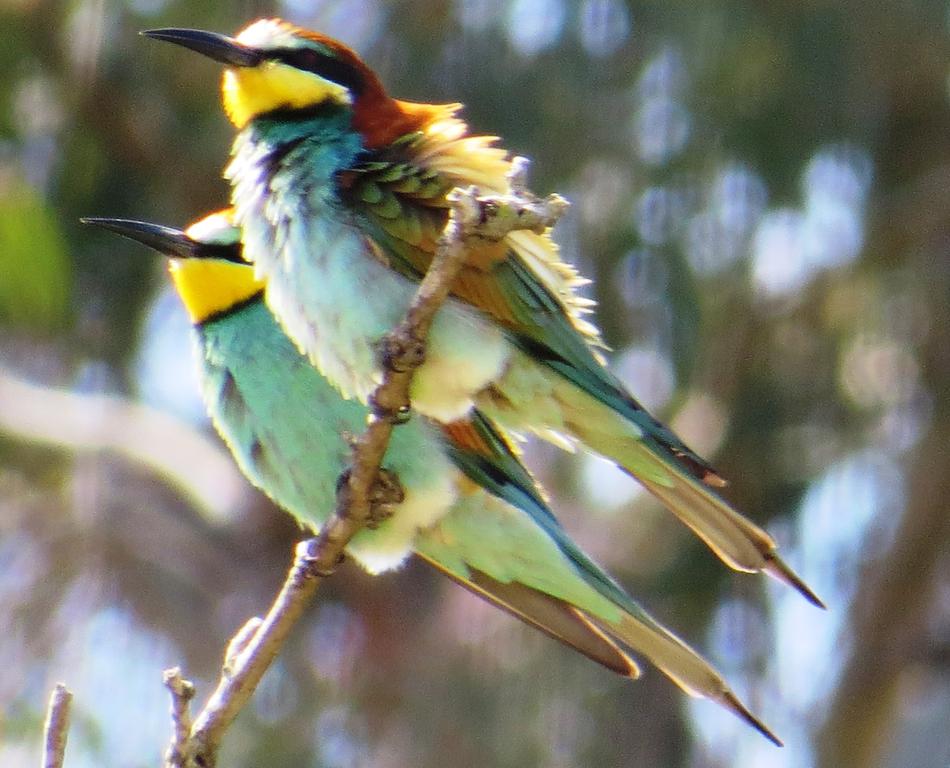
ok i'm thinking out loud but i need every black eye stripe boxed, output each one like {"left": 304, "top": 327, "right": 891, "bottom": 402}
{"left": 273, "top": 48, "right": 366, "bottom": 96}
{"left": 194, "top": 242, "right": 248, "bottom": 264}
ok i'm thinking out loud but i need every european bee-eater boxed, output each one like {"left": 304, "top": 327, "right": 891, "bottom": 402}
{"left": 83, "top": 211, "right": 781, "bottom": 743}
{"left": 142, "top": 20, "right": 821, "bottom": 608}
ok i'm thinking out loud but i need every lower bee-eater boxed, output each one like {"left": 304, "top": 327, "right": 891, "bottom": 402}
{"left": 83, "top": 211, "right": 781, "bottom": 743}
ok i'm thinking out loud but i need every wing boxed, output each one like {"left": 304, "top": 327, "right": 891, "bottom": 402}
{"left": 416, "top": 552, "right": 640, "bottom": 677}
{"left": 339, "top": 112, "right": 723, "bottom": 487}
{"left": 418, "top": 409, "right": 778, "bottom": 742}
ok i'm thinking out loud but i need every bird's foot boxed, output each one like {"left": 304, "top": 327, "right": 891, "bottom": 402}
{"left": 366, "top": 467, "right": 404, "bottom": 528}
{"left": 335, "top": 467, "right": 404, "bottom": 529}
{"left": 378, "top": 333, "right": 426, "bottom": 374}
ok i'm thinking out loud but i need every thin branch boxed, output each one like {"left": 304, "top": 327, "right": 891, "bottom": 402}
{"left": 42, "top": 684, "right": 72, "bottom": 768}
{"left": 163, "top": 668, "right": 195, "bottom": 768}
{"left": 177, "top": 541, "right": 330, "bottom": 767}
{"left": 163, "top": 161, "right": 569, "bottom": 768}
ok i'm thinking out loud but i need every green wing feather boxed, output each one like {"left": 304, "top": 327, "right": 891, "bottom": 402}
{"left": 342, "top": 145, "right": 722, "bottom": 487}
{"left": 423, "top": 411, "right": 780, "bottom": 744}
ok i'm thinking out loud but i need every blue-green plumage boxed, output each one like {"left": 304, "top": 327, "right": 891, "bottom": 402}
{"left": 230, "top": 114, "right": 513, "bottom": 422}
{"left": 236, "top": 120, "right": 818, "bottom": 601}
{"left": 84, "top": 213, "right": 781, "bottom": 742}
{"left": 199, "top": 294, "right": 773, "bottom": 737}
{"left": 200, "top": 298, "right": 436, "bottom": 539}
{"left": 200, "top": 296, "right": 641, "bottom": 626}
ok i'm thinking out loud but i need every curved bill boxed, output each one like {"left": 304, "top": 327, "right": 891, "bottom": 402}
{"left": 81, "top": 217, "right": 197, "bottom": 259}
{"left": 141, "top": 28, "right": 261, "bottom": 68}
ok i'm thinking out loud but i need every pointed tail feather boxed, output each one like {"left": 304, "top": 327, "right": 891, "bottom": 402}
{"left": 415, "top": 553, "right": 641, "bottom": 678}
{"left": 418, "top": 410, "right": 783, "bottom": 742}
{"left": 586, "top": 611, "right": 782, "bottom": 746}
{"left": 557, "top": 389, "right": 820, "bottom": 604}
{"left": 414, "top": 484, "right": 781, "bottom": 743}
{"left": 487, "top": 366, "right": 809, "bottom": 590}
{"left": 763, "top": 552, "right": 826, "bottom": 609}
{"left": 635, "top": 472, "right": 821, "bottom": 606}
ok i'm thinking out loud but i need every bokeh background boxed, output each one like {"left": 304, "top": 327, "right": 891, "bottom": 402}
{"left": 1, "top": 1, "right": 948, "bottom": 766}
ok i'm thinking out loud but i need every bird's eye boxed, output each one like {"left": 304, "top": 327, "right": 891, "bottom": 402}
{"left": 287, "top": 48, "right": 328, "bottom": 72}
{"left": 277, "top": 47, "right": 365, "bottom": 95}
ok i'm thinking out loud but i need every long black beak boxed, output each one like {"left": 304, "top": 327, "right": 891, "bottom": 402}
{"left": 81, "top": 217, "right": 197, "bottom": 259}
{"left": 142, "top": 28, "right": 262, "bottom": 68}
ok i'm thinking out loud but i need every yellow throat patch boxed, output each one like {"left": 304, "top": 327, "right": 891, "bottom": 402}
{"left": 169, "top": 259, "right": 265, "bottom": 324}
{"left": 222, "top": 63, "right": 352, "bottom": 129}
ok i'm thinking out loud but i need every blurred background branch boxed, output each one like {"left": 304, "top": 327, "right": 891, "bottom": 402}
{"left": 0, "top": 367, "right": 248, "bottom": 520}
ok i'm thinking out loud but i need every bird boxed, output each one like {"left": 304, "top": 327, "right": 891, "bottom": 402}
{"left": 141, "top": 20, "right": 823, "bottom": 608}
{"left": 83, "top": 210, "right": 782, "bottom": 744}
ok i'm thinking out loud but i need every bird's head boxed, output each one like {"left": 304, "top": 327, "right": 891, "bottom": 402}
{"left": 82, "top": 211, "right": 265, "bottom": 324}
{"left": 144, "top": 19, "right": 441, "bottom": 148}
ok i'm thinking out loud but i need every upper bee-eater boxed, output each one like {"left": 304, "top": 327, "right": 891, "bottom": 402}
{"left": 83, "top": 211, "right": 782, "bottom": 743}
{"left": 142, "top": 20, "right": 822, "bottom": 608}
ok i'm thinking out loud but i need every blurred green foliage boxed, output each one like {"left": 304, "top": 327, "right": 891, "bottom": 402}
{"left": 0, "top": 180, "right": 70, "bottom": 329}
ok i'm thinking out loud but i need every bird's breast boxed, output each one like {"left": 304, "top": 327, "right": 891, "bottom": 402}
{"left": 230, "top": 139, "right": 513, "bottom": 421}
{"left": 195, "top": 305, "right": 465, "bottom": 574}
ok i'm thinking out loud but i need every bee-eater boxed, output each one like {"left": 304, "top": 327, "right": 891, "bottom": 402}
{"left": 142, "top": 20, "right": 821, "bottom": 608}
{"left": 83, "top": 210, "right": 782, "bottom": 743}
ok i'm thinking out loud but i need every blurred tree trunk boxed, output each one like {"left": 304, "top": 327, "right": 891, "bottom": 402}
{"left": 816, "top": 421, "right": 950, "bottom": 768}
{"left": 816, "top": 76, "right": 950, "bottom": 763}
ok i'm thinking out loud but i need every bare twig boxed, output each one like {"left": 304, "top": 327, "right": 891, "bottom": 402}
{"left": 179, "top": 541, "right": 330, "bottom": 766}
{"left": 163, "top": 162, "right": 569, "bottom": 768}
{"left": 42, "top": 684, "right": 72, "bottom": 768}
{"left": 163, "top": 668, "right": 195, "bottom": 767}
